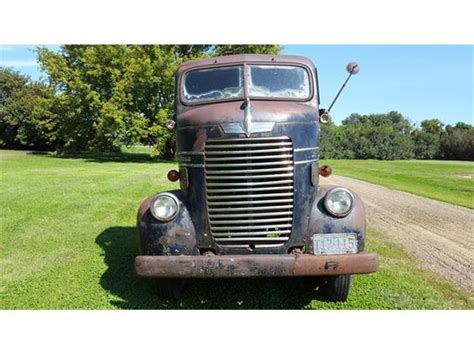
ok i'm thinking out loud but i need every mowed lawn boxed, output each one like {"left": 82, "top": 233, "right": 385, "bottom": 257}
{"left": 0, "top": 150, "right": 472, "bottom": 309}
{"left": 323, "top": 159, "right": 474, "bottom": 209}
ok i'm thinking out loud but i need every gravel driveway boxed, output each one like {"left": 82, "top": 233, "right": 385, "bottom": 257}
{"left": 325, "top": 175, "right": 473, "bottom": 293}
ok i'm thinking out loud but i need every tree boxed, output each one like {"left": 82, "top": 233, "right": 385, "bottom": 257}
{"left": 420, "top": 119, "right": 444, "bottom": 135}
{"left": 319, "top": 116, "right": 341, "bottom": 159}
{"left": 412, "top": 119, "right": 444, "bottom": 159}
{"left": 0, "top": 67, "right": 59, "bottom": 150}
{"left": 37, "top": 45, "right": 173, "bottom": 154}
{"left": 336, "top": 111, "right": 414, "bottom": 160}
{"left": 439, "top": 122, "right": 474, "bottom": 160}
{"left": 214, "top": 45, "right": 281, "bottom": 56}
{"left": 0, "top": 67, "right": 28, "bottom": 105}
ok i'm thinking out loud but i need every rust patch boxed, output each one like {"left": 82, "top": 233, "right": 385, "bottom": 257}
{"left": 324, "top": 261, "right": 338, "bottom": 270}
{"left": 137, "top": 196, "right": 153, "bottom": 218}
{"left": 293, "top": 253, "right": 379, "bottom": 276}
{"left": 192, "top": 129, "right": 208, "bottom": 152}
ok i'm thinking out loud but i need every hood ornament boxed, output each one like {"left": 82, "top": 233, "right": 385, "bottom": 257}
{"left": 220, "top": 98, "right": 275, "bottom": 135}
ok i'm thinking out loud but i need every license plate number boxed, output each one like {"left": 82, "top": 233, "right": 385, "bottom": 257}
{"left": 313, "top": 233, "right": 358, "bottom": 255}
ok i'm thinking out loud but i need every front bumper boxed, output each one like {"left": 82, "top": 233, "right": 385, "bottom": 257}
{"left": 135, "top": 252, "right": 379, "bottom": 278}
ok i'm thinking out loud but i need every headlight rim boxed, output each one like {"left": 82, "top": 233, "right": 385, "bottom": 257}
{"left": 324, "top": 187, "right": 355, "bottom": 218}
{"left": 150, "top": 192, "right": 180, "bottom": 222}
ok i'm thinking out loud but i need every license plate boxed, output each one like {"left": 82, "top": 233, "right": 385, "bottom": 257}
{"left": 312, "top": 233, "right": 358, "bottom": 255}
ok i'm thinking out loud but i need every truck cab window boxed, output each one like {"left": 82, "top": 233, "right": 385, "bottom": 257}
{"left": 248, "top": 65, "right": 310, "bottom": 99}
{"left": 183, "top": 66, "right": 243, "bottom": 102}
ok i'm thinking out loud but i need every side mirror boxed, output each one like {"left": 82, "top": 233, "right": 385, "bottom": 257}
{"left": 346, "top": 62, "right": 360, "bottom": 75}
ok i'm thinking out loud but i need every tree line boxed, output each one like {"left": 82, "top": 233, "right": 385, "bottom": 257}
{"left": 320, "top": 112, "right": 473, "bottom": 161}
{"left": 1, "top": 45, "right": 472, "bottom": 160}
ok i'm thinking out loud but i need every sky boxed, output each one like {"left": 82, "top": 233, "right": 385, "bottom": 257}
{"left": 1, "top": 44, "right": 472, "bottom": 126}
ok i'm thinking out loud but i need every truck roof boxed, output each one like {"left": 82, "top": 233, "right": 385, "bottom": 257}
{"left": 176, "top": 54, "right": 315, "bottom": 75}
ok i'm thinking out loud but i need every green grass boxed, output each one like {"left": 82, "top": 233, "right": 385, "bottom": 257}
{"left": 121, "top": 144, "right": 156, "bottom": 155}
{"left": 322, "top": 159, "right": 474, "bottom": 209}
{"left": 1, "top": 150, "right": 472, "bottom": 309}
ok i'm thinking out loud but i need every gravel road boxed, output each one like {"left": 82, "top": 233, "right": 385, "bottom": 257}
{"left": 325, "top": 175, "right": 473, "bottom": 293}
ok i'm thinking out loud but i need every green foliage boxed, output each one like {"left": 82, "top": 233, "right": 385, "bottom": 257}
{"left": 319, "top": 116, "right": 343, "bottom": 158}
{"left": 37, "top": 45, "right": 178, "bottom": 155}
{"left": 412, "top": 119, "right": 444, "bottom": 159}
{"left": 320, "top": 111, "right": 415, "bottom": 160}
{"left": 420, "top": 118, "right": 445, "bottom": 135}
{"left": 0, "top": 67, "right": 28, "bottom": 105}
{"left": 0, "top": 67, "right": 60, "bottom": 150}
{"left": 214, "top": 45, "right": 281, "bottom": 56}
{"left": 320, "top": 112, "right": 472, "bottom": 161}
{"left": 439, "top": 122, "right": 474, "bottom": 161}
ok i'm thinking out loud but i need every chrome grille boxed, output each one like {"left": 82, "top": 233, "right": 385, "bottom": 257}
{"left": 205, "top": 137, "right": 294, "bottom": 247}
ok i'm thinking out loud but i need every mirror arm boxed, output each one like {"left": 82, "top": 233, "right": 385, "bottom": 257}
{"left": 327, "top": 70, "right": 355, "bottom": 113}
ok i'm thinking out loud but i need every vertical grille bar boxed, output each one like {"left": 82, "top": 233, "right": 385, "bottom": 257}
{"left": 205, "top": 137, "right": 294, "bottom": 246}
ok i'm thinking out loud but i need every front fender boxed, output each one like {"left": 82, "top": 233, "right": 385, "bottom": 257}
{"left": 137, "top": 190, "right": 199, "bottom": 256}
{"left": 306, "top": 185, "right": 366, "bottom": 253}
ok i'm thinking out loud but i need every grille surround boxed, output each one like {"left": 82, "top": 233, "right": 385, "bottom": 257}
{"left": 205, "top": 137, "right": 294, "bottom": 247}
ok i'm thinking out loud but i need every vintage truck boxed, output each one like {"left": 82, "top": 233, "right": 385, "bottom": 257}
{"left": 134, "top": 54, "right": 379, "bottom": 301}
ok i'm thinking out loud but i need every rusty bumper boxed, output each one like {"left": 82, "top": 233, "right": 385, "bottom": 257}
{"left": 135, "top": 252, "right": 379, "bottom": 278}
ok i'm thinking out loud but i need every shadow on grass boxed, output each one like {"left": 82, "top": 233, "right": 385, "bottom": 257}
{"left": 56, "top": 152, "right": 171, "bottom": 164}
{"left": 96, "top": 227, "right": 321, "bottom": 309}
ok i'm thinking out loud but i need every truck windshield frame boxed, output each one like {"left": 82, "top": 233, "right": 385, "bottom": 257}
{"left": 180, "top": 62, "right": 313, "bottom": 105}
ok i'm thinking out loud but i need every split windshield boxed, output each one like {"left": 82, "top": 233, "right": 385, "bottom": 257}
{"left": 183, "top": 64, "right": 311, "bottom": 103}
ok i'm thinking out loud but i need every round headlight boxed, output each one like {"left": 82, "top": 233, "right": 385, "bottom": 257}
{"left": 324, "top": 187, "right": 354, "bottom": 217}
{"left": 150, "top": 193, "right": 179, "bottom": 222}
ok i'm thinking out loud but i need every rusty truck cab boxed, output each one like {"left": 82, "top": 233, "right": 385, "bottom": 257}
{"left": 135, "top": 54, "right": 378, "bottom": 301}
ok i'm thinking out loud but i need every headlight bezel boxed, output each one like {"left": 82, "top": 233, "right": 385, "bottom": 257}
{"left": 324, "top": 187, "right": 355, "bottom": 217}
{"left": 150, "top": 192, "right": 180, "bottom": 222}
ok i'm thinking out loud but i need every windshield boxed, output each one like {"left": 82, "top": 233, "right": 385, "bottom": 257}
{"left": 248, "top": 65, "right": 310, "bottom": 99}
{"left": 182, "top": 64, "right": 311, "bottom": 103}
{"left": 183, "top": 66, "right": 244, "bottom": 102}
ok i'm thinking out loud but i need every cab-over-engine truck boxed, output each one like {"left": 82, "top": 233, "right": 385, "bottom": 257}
{"left": 134, "top": 54, "right": 379, "bottom": 301}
